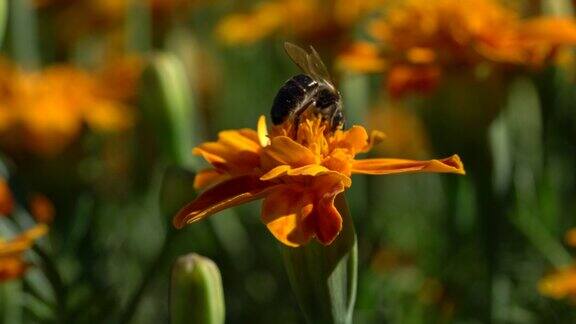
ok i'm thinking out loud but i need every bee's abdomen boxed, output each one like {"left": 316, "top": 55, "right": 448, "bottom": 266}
{"left": 271, "top": 74, "right": 318, "bottom": 125}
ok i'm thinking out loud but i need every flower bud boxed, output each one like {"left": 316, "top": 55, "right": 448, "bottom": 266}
{"left": 170, "top": 253, "right": 225, "bottom": 324}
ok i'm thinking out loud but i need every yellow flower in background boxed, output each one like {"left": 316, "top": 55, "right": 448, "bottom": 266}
{"left": 0, "top": 224, "right": 48, "bottom": 282}
{"left": 174, "top": 113, "right": 464, "bottom": 247}
{"left": 216, "top": 0, "right": 383, "bottom": 45}
{"left": 0, "top": 57, "right": 138, "bottom": 156}
{"left": 339, "top": 0, "right": 576, "bottom": 97}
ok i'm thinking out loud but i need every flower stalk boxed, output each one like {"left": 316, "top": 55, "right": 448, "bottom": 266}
{"left": 281, "top": 194, "right": 357, "bottom": 324}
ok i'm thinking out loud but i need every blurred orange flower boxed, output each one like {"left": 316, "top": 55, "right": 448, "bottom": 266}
{"left": 29, "top": 194, "right": 55, "bottom": 224}
{"left": 0, "top": 224, "right": 48, "bottom": 282}
{"left": 565, "top": 228, "right": 576, "bottom": 247}
{"left": 216, "top": 0, "right": 383, "bottom": 45}
{"left": 174, "top": 113, "right": 464, "bottom": 247}
{"left": 0, "top": 178, "right": 14, "bottom": 216}
{"left": 0, "top": 58, "right": 137, "bottom": 156}
{"left": 538, "top": 265, "right": 576, "bottom": 301}
{"left": 368, "top": 105, "right": 431, "bottom": 158}
{"left": 339, "top": 0, "right": 576, "bottom": 97}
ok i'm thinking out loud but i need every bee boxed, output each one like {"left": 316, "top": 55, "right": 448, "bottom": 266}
{"left": 270, "top": 42, "right": 345, "bottom": 131}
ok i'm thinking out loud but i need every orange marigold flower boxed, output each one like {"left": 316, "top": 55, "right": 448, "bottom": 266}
{"left": 174, "top": 113, "right": 464, "bottom": 247}
{"left": 0, "top": 57, "right": 137, "bottom": 156}
{"left": 0, "top": 224, "right": 48, "bottom": 282}
{"left": 216, "top": 0, "right": 383, "bottom": 45}
{"left": 339, "top": 0, "right": 576, "bottom": 97}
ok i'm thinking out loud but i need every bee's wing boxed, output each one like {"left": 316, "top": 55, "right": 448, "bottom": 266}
{"left": 284, "top": 42, "right": 313, "bottom": 75}
{"left": 307, "top": 46, "right": 334, "bottom": 85}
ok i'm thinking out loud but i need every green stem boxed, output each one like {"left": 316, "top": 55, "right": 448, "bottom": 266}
{"left": 116, "top": 230, "right": 175, "bottom": 324}
{"left": 281, "top": 194, "right": 358, "bottom": 324}
{"left": 34, "top": 247, "right": 67, "bottom": 323}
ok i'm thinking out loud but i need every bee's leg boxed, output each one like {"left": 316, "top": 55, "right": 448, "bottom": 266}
{"left": 328, "top": 105, "right": 345, "bottom": 131}
{"left": 291, "top": 100, "right": 315, "bottom": 137}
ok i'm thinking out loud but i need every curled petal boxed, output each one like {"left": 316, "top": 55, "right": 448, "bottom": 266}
{"left": 311, "top": 178, "right": 346, "bottom": 245}
{"left": 193, "top": 129, "right": 261, "bottom": 172}
{"left": 334, "top": 126, "right": 369, "bottom": 153}
{"left": 174, "top": 176, "right": 277, "bottom": 228}
{"left": 364, "top": 130, "right": 386, "bottom": 153}
{"left": 262, "top": 136, "right": 316, "bottom": 167}
{"left": 351, "top": 154, "right": 465, "bottom": 175}
{"left": 261, "top": 186, "right": 315, "bottom": 247}
{"left": 334, "top": 126, "right": 385, "bottom": 154}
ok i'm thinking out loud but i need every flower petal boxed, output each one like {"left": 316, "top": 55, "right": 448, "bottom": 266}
{"left": 260, "top": 164, "right": 352, "bottom": 187}
{"left": 334, "top": 126, "right": 369, "bottom": 153}
{"left": 261, "top": 185, "right": 315, "bottom": 247}
{"left": 193, "top": 169, "right": 229, "bottom": 190}
{"left": 257, "top": 115, "right": 270, "bottom": 147}
{"left": 351, "top": 154, "right": 465, "bottom": 175}
{"left": 173, "top": 175, "right": 277, "bottom": 228}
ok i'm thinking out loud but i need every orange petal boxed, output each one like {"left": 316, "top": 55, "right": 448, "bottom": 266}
{"left": 351, "top": 154, "right": 465, "bottom": 175}
{"left": 262, "top": 136, "right": 316, "bottom": 167}
{"left": 193, "top": 129, "right": 261, "bottom": 172}
{"left": 193, "top": 169, "right": 229, "bottom": 190}
{"left": 173, "top": 175, "right": 277, "bottom": 228}
{"left": 260, "top": 165, "right": 292, "bottom": 181}
{"left": 261, "top": 185, "right": 315, "bottom": 247}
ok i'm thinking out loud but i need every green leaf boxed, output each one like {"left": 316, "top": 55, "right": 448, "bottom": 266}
{"left": 0, "top": 0, "right": 7, "bottom": 48}
{"left": 170, "top": 253, "right": 225, "bottom": 324}
{"left": 281, "top": 195, "right": 357, "bottom": 324}
{"left": 7, "top": 0, "right": 39, "bottom": 70}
